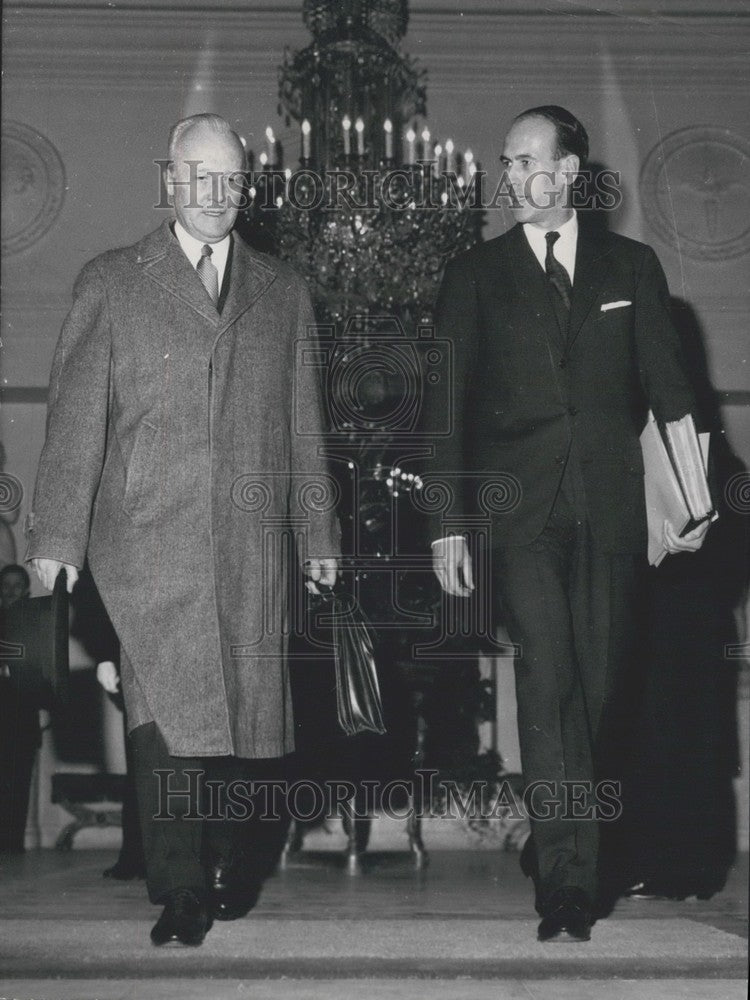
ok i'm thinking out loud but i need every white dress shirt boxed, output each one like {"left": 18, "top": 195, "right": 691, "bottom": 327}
{"left": 523, "top": 211, "right": 577, "bottom": 284}
{"left": 173, "top": 221, "right": 231, "bottom": 291}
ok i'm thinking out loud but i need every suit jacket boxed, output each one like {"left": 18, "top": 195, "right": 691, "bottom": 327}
{"left": 26, "top": 221, "right": 341, "bottom": 757}
{"left": 422, "top": 221, "right": 696, "bottom": 554}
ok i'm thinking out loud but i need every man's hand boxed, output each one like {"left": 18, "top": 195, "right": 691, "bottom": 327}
{"left": 432, "top": 535, "right": 474, "bottom": 597}
{"left": 96, "top": 661, "right": 120, "bottom": 695}
{"left": 30, "top": 558, "right": 79, "bottom": 593}
{"left": 663, "top": 518, "right": 711, "bottom": 556}
{"left": 304, "top": 557, "right": 339, "bottom": 594}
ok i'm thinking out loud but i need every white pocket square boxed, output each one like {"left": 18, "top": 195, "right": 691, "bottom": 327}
{"left": 600, "top": 300, "right": 632, "bottom": 312}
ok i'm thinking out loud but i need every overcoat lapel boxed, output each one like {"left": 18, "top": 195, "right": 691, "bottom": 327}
{"left": 216, "top": 234, "right": 277, "bottom": 339}
{"left": 135, "top": 222, "right": 278, "bottom": 335}
{"left": 137, "top": 221, "right": 220, "bottom": 325}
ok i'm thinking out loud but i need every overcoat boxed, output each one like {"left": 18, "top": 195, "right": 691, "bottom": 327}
{"left": 26, "top": 221, "right": 341, "bottom": 757}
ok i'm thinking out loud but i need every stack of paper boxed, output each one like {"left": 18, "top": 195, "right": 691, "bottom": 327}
{"left": 640, "top": 411, "right": 716, "bottom": 566}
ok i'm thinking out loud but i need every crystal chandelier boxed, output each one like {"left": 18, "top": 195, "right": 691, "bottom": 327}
{"left": 241, "top": 0, "right": 482, "bottom": 328}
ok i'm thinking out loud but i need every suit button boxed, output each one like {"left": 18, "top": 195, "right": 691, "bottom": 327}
{"left": 568, "top": 405, "right": 578, "bottom": 416}
{"left": 559, "top": 358, "right": 567, "bottom": 369}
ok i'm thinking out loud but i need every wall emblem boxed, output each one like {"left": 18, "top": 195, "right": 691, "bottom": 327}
{"left": 2, "top": 121, "right": 66, "bottom": 255}
{"left": 640, "top": 127, "right": 750, "bottom": 261}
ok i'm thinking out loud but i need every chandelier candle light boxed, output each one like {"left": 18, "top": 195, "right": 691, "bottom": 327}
{"left": 242, "top": 0, "right": 482, "bottom": 327}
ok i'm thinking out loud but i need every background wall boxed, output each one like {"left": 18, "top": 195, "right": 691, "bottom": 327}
{"left": 2, "top": 0, "right": 749, "bottom": 846}
{"left": 3, "top": 0, "right": 749, "bottom": 564}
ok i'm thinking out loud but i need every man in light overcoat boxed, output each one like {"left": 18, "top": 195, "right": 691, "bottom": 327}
{"left": 28, "top": 113, "right": 340, "bottom": 946}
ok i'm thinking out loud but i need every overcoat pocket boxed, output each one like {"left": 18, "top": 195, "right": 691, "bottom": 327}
{"left": 122, "top": 420, "right": 158, "bottom": 520}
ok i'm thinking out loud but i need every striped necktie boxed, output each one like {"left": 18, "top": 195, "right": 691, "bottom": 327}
{"left": 196, "top": 243, "right": 219, "bottom": 305}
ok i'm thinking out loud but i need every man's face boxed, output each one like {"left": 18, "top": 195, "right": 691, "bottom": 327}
{"left": 1, "top": 571, "right": 29, "bottom": 609}
{"left": 168, "top": 126, "right": 245, "bottom": 243}
{"left": 501, "top": 116, "right": 576, "bottom": 229}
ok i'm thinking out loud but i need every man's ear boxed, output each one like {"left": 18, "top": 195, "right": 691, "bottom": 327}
{"left": 165, "top": 163, "right": 176, "bottom": 200}
{"left": 560, "top": 153, "right": 579, "bottom": 190}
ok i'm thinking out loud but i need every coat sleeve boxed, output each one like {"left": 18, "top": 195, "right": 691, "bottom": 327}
{"left": 419, "top": 254, "right": 479, "bottom": 542}
{"left": 634, "top": 246, "right": 697, "bottom": 425}
{"left": 290, "top": 284, "right": 341, "bottom": 563}
{"left": 25, "top": 260, "right": 112, "bottom": 569}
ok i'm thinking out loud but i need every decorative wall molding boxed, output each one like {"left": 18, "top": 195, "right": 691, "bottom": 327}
{"left": 3, "top": 6, "right": 748, "bottom": 90}
{"left": 2, "top": 9, "right": 303, "bottom": 89}
{"left": 6, "top": 0, "right": 750, "bottom": 14}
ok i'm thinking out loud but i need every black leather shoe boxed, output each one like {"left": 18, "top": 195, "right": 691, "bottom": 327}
{"left": 150, "top": 889, "right": 211, "bottom": 946}
{"left": 537, "top": 887, "right": 593, "bottom": 942}
{"left": 210, "top": 857, "right": 261, "bottom": 921}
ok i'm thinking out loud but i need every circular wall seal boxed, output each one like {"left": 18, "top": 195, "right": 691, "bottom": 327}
{"left": 2, "top": 121, "right": 66, "bottom": 255}
{"left": 640, "top": 127, "right": 750, "bottom": 261}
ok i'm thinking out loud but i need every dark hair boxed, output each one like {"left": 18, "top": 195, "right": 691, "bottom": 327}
{"left": 0, "top": 563, "right": 30, "bottom": 589}
{"left": 515, "top": 105, "right": 589, "bottom": 166}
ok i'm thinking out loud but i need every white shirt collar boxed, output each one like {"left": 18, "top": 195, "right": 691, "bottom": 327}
{"left": 173, "top": 220, "right": 231, "bottom": 289}
{"left": 522, "top": 212, "right": 578, "bottom": 284}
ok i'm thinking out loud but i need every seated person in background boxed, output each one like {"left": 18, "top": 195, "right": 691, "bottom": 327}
{"left": 0, "top": 564, "right": 39, "bottom": 853}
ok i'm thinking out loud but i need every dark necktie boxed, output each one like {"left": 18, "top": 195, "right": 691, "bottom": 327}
{"left": 544, "top": 230, "right": 572, "bottom": 313}
{"left": 196, "top": 243, "right": 219, "bottom": 305}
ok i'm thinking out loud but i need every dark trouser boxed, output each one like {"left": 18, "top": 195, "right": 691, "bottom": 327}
{"left": 493, "top": 489, "right": 638, "bottom": 913}
{"left": 130, "top": 721, "right": 289, "bottom": 905}
{"left": 0, "top": 742, "right": 37, "bottom": 851}
{"left": 0, "top": 695, "right": 39, "bottom": 853}
{"left": 118, "top": 713, "right": 145, "bottom": 870}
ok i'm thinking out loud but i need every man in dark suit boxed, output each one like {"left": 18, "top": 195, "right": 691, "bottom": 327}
{"left": 425, "top": 106, "right": 709, "bottom": 941}
{"left": 27, "top": 114, "right": 340, "bottom": 946}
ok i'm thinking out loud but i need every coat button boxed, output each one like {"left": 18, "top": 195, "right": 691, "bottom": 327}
{"left": 559, "top": 358, "right": 567, "bottom": 368}
{"left": 568, "top": 405, "right": 578, "bottom": 416}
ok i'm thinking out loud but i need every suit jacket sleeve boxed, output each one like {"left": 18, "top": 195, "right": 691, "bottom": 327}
{"left": 25, "top": 261, "right": 112, "bottom": 569}
{"left": 634, "top": 246, "right": 697, "bottom": 425}
{"left": 420, "top": 254, "right": 479, "bottom": 542}
{"left": 290, "top": 284, "right": 341, "bottom": 562}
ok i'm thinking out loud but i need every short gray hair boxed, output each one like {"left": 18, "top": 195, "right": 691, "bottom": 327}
{"left": 167, "top": 113, "right": 244, "bottom": 165}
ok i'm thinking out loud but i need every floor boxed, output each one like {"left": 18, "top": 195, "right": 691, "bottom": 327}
{"left": 0, "top": 847, "right": 747, "bottom": 1000}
